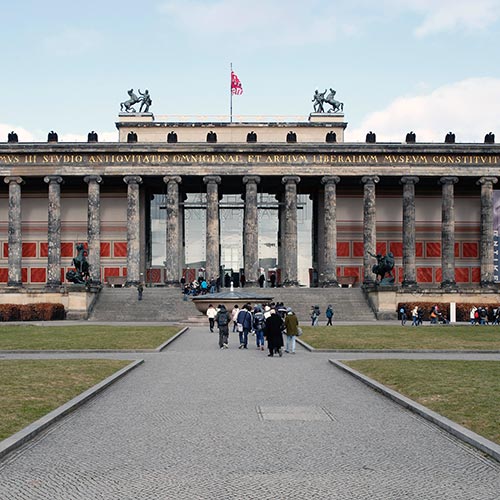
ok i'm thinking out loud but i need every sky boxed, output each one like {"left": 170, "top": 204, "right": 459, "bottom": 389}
{"left": 1, "top": 0, "right": 500, "bottom": 143}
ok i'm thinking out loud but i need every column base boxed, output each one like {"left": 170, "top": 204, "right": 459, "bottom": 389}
{"left": 164, "top": 280, "right": 181, "bottom": 287}
{"left": 7, "top": 281, "right": 23, "bottom": 288}
{"left": 401, "top": 280, "right": 418, "bottom": 290}
{"left": 440, "top": 280, "right": 458, "bottom": 291}
{"left": 281, "top": 280, "right": 299, "bottom": 287}
{"left": 87, "top": 281, "right": 102, "bottom": 292}
{"left": 45, "top": 281, "right": 62, "bottom": 290}
{"left": 126, "top": 280, "right": 140, "bottom": 287}
{"left": 480, "top": 280, "right": 498, "bottom": 290}
{"left": 320, "top": 280, "right": 339, "bottom": 288}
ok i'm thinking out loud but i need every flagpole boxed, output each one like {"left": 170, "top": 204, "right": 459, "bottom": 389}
{"left": 230, "top": 62, "right": 233, "bottom": 123}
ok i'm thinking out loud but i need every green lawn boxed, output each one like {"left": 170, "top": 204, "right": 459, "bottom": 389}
{"left": 0, "top": 325, "right": 182, "bottom": 350}
{"left": 301, "top": 325, "right": 500, "bottom": 350}
{"left": 0, "top": 359, "right": 130, "bottom": 440}
{"left": 344, "top": 359, "right": 500, "bottom": 444}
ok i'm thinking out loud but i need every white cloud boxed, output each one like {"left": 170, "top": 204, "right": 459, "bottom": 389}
{"left": 346, "top": 77, "right": 500, "bottom": 143}
{"left": 0, "top": 123, "right": 36, "bottom": 142}
{"left": 43, "top": 27, "right": 102, "bottom": 56}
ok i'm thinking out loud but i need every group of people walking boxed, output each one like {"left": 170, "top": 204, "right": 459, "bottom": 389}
{"left": 206, "top": 302, "right": 300, "bottom": 356}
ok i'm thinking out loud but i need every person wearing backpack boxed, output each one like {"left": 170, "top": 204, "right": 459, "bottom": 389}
{"left": 215, "top": 304, "right": 230, "bottom": 349}
{"left": 325, "top": 305, "right": 334, "bottom": 326}
{"left": 253, "top": 305, "right": 266, "bottom": 351}
{"left": 236, "top": 303, "right": 253, "bottom": 349}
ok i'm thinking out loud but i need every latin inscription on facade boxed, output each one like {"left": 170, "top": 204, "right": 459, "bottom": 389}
{"left": 1, "top": 153, "right": 499, "bottom": 167}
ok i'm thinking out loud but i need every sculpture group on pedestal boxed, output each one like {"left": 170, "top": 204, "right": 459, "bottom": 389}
{"left": 312, "top": 88, "right": 344, "bottom": 114}
{"left": 66, "top": 243, "right": 90, "bottom": 284}
{"left": 369, "top": 251, "right": 395, "bottom": 285}
{"left": 120, "top": 89, "right": 152, "bottom": 113}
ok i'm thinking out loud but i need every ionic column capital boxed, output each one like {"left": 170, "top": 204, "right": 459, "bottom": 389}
{"left": 123, "top": 175, "right": 143, "bottom": 185}
{"left": 84, "top": 175, "right": 103, "bottom": 185}
{"left": 477, "top": 176, "right": 498, "bottom": 187}
{"left": 44, "top": 175, "right": 64, "bottom": 185}
{"left": 243, "top": 175, "right": 261, "bottom": 185}
{"left": 321, "top": 175, "right": 340, "bottom": 186}
{"left": 400, "top": 176, "right": 419, "bottom": 185}
{"left": 163, "top": 175, "right": 182, "bottom": 185}
{"left": 438, "top": 176, "right": 458, "bottom": 186}
{"left": 282, "top": 175, "right": 301, "bottom": 185}
{"left": 4, "top": 176, "right": 24, "bottom": 185}
{"left": 361, "top": 175, "right": 379, "bottom": 185}
{"left": 203, "top": 175, "right": 221, "bottom": 185}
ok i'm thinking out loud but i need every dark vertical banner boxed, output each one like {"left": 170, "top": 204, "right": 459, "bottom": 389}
{"left": 494, "top": 190, "right": 500, "bottom": 282}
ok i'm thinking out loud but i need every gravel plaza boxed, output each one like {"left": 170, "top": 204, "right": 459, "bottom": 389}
{"left": 0, "top": 325, "right": 499, "bottom": 499}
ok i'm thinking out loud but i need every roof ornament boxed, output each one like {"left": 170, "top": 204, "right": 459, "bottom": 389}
{"left": 312, "top": 88, "right": 344, "bottom": 114}
{"left": 120, "top": 89, "right": 152, "bottom": 113}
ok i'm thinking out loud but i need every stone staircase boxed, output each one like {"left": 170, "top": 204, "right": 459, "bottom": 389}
{"left": 267, "top": 287, "right": 376, "bottom": 323}
{"left": 88, "top": 286, "right": 376, "bottom": 324}
{"left": 88, "top": 287, "right": 203, "bottom": 323}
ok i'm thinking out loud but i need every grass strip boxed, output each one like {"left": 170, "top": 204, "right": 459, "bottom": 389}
{"left": 0, "top": 359, "right": 130, "bottom": 440}
{"left": 344, "top": 359, "right": 500, "bottom": 444}
{"left": 302, "top": 325, "right": 500, "bottom": 350}
{"left": 0, "top": 325, "right": 181, "bottom": 350}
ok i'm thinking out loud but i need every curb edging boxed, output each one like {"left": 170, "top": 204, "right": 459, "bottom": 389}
{"left": 0, "top": 359, "right": 144, "bottom": 460}
{"left": 156, "top": 326, "right": 189, "bottom": 351}
{"left": 329, "top": 359, "right": 500, "bottom": 463}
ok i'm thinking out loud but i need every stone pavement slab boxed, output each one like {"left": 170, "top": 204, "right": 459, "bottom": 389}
{"left": 0, "top": 326, "right": 499, "bottom": 499}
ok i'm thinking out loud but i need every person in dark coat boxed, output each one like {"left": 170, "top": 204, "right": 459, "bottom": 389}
{"left": 215, "top": 304, "right": 230, "bottom": 349}
{"left": 264, "top": 308, "right": 284, "bottom": 357}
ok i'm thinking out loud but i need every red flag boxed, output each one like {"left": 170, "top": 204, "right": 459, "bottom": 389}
{"left": 231, "top": 71, "right": 243, "bottom": 95}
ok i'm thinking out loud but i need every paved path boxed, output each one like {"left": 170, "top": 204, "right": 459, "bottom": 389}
{"left": 0, "top": 327, "right": 499, "bottom": 499}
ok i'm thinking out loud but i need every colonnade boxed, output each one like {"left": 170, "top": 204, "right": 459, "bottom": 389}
{"left": 2, "top": 174, "right": 498, "bottom": 289}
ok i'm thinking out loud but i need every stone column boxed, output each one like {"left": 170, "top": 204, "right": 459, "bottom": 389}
{"left": 44, "top": 176, "right": 63, "bottom": 288}
{"left": 163, "top": 175, "right": 182, "bottom": 286}
{"left": 361, "top": 175, "right": 379, "bottom": 285}
{"left": 4, "top": 177, "right": 24, "bottom": 287}
{"left": 477, "top": 176, "right": 498, "bottom": 287}
{"left": 243, "top": 175, "right": 260, "bottom": 286}
{"left": 84, "top": 175, "right": 103, "bottom": 287}
{"left": 439, "top": 176, "right": 458, "bottom": 289}
{"left": 203, "top": 176, "right": 221, "bottom": 282}
{"left": 281, "top": 176, "right": 300, "bottom": 286}
{"left": 321, "top": 176, "right": 340, "bottom": 286}
{"left": 123, "top": 176, "right": 142, "bottom": 285}
{"left": 401, "top": 176, "right": 419, "bottom": 288}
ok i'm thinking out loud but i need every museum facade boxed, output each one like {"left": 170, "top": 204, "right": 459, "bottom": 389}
{"left": 0, "top": 112, "right": 499, "bottom": 292}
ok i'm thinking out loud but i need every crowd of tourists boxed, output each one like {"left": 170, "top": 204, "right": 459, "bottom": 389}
{"left": 469, "top": 306, "right": 500, "bottom": 325}
{"left": 181, "top": 275, "right": 219, "bottom": 296}
{"left": 205, "top": 302, "right": 301, "bottom": 356}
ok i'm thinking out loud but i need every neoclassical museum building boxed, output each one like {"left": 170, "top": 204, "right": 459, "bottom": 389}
{"left": 1, "top": 109, "right": 499, "bottom": 313}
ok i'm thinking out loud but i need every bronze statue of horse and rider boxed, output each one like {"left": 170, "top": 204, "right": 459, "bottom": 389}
{"left": 312, "top": 88, "right": 344, "bottom": 114}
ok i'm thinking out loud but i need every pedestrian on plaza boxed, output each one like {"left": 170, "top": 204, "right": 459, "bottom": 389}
{"left": 411, "top": 305, "right": 419, "bottom": 326}
{"left": 206, "top": 304, "right": 217, "bottom": 332}
{"left": 258, "top": 273, "right": 265, "bottom": 288}
{"left": 325, "top": 304, "right": 334, "bottom": 326}
{"left": 265, "top": 306, "right": 284, "bottom": 357}
{"left": 284, "top": 307, "right": 299, "bottom": 354}
{"left": 270, "top": 273, "right": 276, "bottom": 288}
{"left": 253, "top": 305, "right": 266, "bottom": 351}
{"left": 399, "top": 306, "right": 407, "bottom": 326}
{"left": 215, "top": 304, "right": 230, "bottom": 349}
{"left": 236, "top": 303, "right": 253, "bottom": 349}
{"left": 311, "top": 305, "right": 320, "bottom": 326}
{"left": 209, "top": 277, "right": 216, "bottom": 294}
{"left": 240, "top": 272, "right": 246, "bottom": 288}
{"left": 231, "top": 304, "right": 239, "bottom": 332}
{"left": 137, "top": 282, "right": 144, "bottom": 301}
